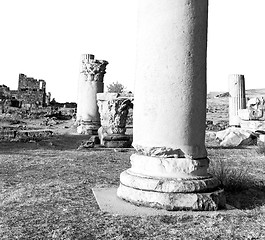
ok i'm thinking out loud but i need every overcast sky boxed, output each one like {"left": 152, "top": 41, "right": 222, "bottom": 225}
{"left": 0, "top": 0, "right": 264, "bottom": 102}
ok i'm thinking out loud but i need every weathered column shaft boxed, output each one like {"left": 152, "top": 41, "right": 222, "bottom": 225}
{"left": 76, "top": 54, "right": 95, "bottom": 122}
{"left": 117, "top": 0, "right": 225, "bottom": 211}
{"left": 133, "top": 0, "right": 208, "bottom": 159}
{"left": 229, "top": 74, "right": 246, "bottom": 126}
{"left": 81, "top": 77, "right": 103, "bottom": 123}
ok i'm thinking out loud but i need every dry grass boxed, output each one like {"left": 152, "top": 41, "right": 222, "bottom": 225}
{"left": 0, "top": 135, "right": 265, "bottom": 239}
{"left": 209, "top": 158, "right": 253, "bottom": 192}
{"left": 256, "top": 142, "right": 265, "bottom": 155}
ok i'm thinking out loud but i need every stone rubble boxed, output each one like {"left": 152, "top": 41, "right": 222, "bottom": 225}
{"left": 216, "top": 127, "right": 257, "bottom": 147}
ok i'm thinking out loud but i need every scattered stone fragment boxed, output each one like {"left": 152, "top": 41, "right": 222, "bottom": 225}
{"left": 206, "top": 120, "right": 229, "bottom": 131}
{"left": 205, "top": 131, "right": 216, "bottom": 139}
{"left": 113, "top": 148, "right": 129, "bottom": 152}
{"left": 16, "top": 129, "right": 53, "bottom": 141}
{"left": 216, "top": 127, "right": 257, "bottom": 147}
{"left": 77, "top": 140, "right": 94, "bottom": 150}
{"left": 88, "top": 135, "right": 100, "bottom": 145}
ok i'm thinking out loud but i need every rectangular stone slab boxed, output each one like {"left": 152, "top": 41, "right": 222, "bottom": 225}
{"left": 92, "top": 188, "right": 236, "bottom": 216}
{"left": 240, "top": 120, "right": 265, "bottom": 131}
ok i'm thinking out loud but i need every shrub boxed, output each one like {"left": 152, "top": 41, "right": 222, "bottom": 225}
{"left": 209, "top": 159, "right": 253, "bottom": 192}
{"left": 107, "top": 81, "right": 125, "bottom": 93}
{"left": 256, "top": 142, "right": 265, "bottom": 155}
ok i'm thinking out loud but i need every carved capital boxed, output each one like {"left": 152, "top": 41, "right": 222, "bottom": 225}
{"left": 81, "top": 59, "right": 108, "bottom": 82}
{"left": 97, "top": 94, "right": 133, "bottom": 134}
{"left": 247, "top": 97, "right": 265, "bottom": 120}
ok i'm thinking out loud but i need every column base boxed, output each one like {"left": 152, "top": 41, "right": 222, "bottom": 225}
{"left": 101, "top": 134, "right": 132, "bottom": 148}
{"left": 117, "top": 170, "right": 226, "bottom": 211}
{"left": 77, "top": 121, "right": 100, "bottom": 135}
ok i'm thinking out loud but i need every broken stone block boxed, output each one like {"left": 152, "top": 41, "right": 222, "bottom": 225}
{"left": 102, "top": 134, "right": 132, "bottom": 148}
{"left": 16, "top": 129, "right": 53, "bottom": 141}
{"left": 77, "top": 140, "right": 94, "bottom": 150}
{"left": 89, "top": 135, "right": 100, "bottom": 145}
{"left": 97, "top": 93, "right": 133, "bottom": 148}
{"left": 216, "top": 127, "right": 256, "bottom": 147}
{"left": 238, "top": 109, "right": 250, "bottom": 121}
{"left": 0, "top": 129, "right": 16, "bottom": 140}
{"left": 240, "top": 120, "right": 265, "bottom": 131}
{"left": 259, "top": 134, "right": 265, "bottom": 143}
{"left": 246, "top": 97, "right": 265, "bottom": 120}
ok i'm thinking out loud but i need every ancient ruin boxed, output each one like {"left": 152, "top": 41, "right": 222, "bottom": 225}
{"left": 76, "top": 54, "right": 108, "bottom": 135}
{"left": 117, "top": 0, "right": 225, "bottom": 210}
{"left": 238, "top": 97, "right": 265, "bottom": 131}
{"left": 0, "top": 73, "right": 50, "bottom": 110}
{"left": 97, "top": 93, "right": 133, "bottom": 147}
{"left": 228, "top": 74, "right": 246, "bottom": 126}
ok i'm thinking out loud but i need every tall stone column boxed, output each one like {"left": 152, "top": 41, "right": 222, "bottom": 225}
{"left": 228, "top": 74, "right": 246, "bottom": 126}
{"left": 117, "top": 0, "right": 225, "bottom": 210}
{"left": 76, "top": 54, "right": 95, "bottom": 123}
{"left": 77, "top": 54, "right": 108, "bottom": 134}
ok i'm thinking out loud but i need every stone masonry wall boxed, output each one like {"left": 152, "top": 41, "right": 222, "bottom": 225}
{"left": 0, "top": 74, "right": 49, "bottom": 108}
{"left": 17, "top": 73, "right": 48, "bottom": 107}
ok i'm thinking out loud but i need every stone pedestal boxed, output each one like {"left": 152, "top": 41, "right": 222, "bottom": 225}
{"left": 97, "top": 93, "right": 133, "bottom": 148}
{"left": 228, "top": 74, "right": 246, "bottom": 126}
{"left": 76, "top": 54, "right": 108, "bottom": 134}
{"left": 117, "top": 0, "right": 225, "bottom": 211}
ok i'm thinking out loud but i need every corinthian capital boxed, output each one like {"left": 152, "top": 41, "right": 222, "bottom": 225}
{"left": 81, "top": 59, "right": 108, "bottom": 82}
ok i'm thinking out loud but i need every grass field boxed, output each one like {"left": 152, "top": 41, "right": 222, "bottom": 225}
{"left": 1, "top": 90, "right": 265, "bottom": 239}
{"left": 0, "top": 133, "right": 265, "bottom": 239}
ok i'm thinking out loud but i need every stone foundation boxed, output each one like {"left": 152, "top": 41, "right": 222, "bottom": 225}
{"left": 77, "top": 120, "right": 100, "bottom": 135}
{"left": 117, "top": 183, "right": 225, "bottom": 211}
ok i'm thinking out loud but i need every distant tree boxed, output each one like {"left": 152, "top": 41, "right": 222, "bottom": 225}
{"left": 50, "top": 98, "right": 57, "bottom": 106}
{"left": 107, "top": 81, "right": 125, "bottom": 93}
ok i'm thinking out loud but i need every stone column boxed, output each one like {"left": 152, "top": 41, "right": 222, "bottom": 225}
{"left": 76, "top": 54, "right": 95, "bottom": 123}
{"left": 76, "top": 54, "right": 108, "bottom": 135}
{"left": 228, "top": 74, "right": 246, "bottom": 126}
{"left": 97, "top": 93, "right": 133, "bottom": 147}
{"left": 117, "top": 0, "right": 225, "bottom": 210}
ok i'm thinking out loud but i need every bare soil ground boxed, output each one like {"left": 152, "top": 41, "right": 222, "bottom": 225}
{"left": 0, "top": 91, "right": 265, "bottom": 239}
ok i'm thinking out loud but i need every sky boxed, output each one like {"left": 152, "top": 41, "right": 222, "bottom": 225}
{"left": 0, "top": 0, "right": 265, "bottom": 102}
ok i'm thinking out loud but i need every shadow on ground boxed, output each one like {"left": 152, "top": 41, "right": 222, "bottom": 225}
{"left": 226, "top": 182, "right": 265, "bottom": 210}
{"left": 1, "top": 134, "right": 264, "bottom": 211}
{"left": 0, "top": 134, "right": 98, "bottom": 153}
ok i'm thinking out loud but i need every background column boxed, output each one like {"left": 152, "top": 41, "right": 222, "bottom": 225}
{"left": 228, "top": 74, "right": 246, "bottom": 126}
{"left": 76, "top": 54, "right": 95, "bottom": 123}
{"left": 77, "top": 54, "right": 108, "bottom": 135}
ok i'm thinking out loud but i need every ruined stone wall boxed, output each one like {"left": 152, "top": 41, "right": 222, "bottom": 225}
{"left": 0, "top": 85, "right": 11, "bottom": 99}
{"left": 17, "top": 90, "right": 45, "bottom": 108}
{"left": 18, "top": 74, "right": 43, "bottom": 91}
{"left": 17, "top": 73, "right": 47, "bottom": 107}
{"left": 1, "top": 74, "right": 50, "bottom": 109}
